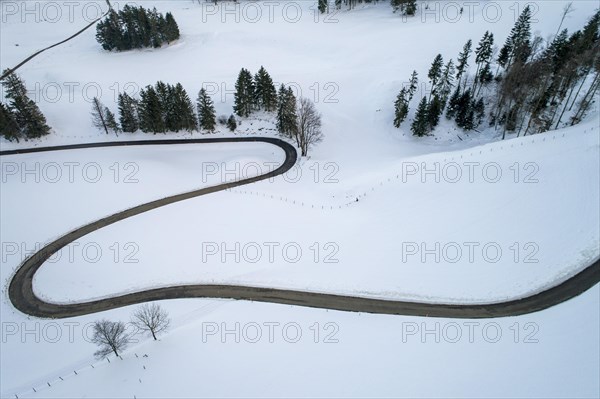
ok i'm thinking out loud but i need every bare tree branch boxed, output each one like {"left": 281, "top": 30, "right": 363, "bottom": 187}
{"left": 131, "top": 303, "right": 170, "bottom": 341}
{"left": 91, "top": 320, "right": 130, "bottom": 358}
{"left": 295, "top": 97, "right": 323, "bottom": 157}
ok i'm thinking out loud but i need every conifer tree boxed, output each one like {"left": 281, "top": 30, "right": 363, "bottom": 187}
{"left": 318, "top": 0, "right": 327, "bottom": 14}
{"left": 411, "top": 97, "right": 429, "bottom": 137}
{"left": 427, "top": 95, "right": 443, "bottom": 130}
{"left": 456, "top": 39, "right": 472, "bottom": 92}
{"left": 276, "top": 85, "right": 298, "bottom": 138}
{"left": 164, "top": 12, "right": 180, "bottom": 42}
{"left": 512, "top": 6, "right": 533, "bottom": 64}
{"left": 118, "top": 92, "right": 139, "bottom": 133}
{"left": 393, "top": 88, "right": 409, "bottom": 128}
{"left": 394, "top": 71, "right": 419, "bottom": 128}
{"left": 498, "top": 5, "right": 532, "bottom": 71}
{"left": 477, "top": 63, "right": 493, "bottom": 89}
{"left": 437, "top": 59, "right": 456, "bottom": 109}
{"left": 455, "top": 89, "right": 475, "bottom": 130}
{"left": 405, "top": 0, "right": 417, "bottom": 15}
{"left": 284, "top": 86, "right": 299, "bottom": 138}
{"left": 407, "top": 70, "right": 419, "bottom": 100}
{"left": 545, "top": 29, "right": 571, "bottom": 75}
{"left": 497, "top": 40, "right": 512, "bottom": 71}
{"left": 262, "top": 70, "right": 278, "bottom": 112}
{"left": 173, "top": 83, "right": 198, "bottom": 132}
{"left": 1, "top": 71, "right": 51, "bottom": 139}
{"left": 276, "top": 84, "right": 288, "bottom": 134}
{"left": 148, "top": 8, "right": 163, "bottom": 48}
{"left": 234, "top": 68, "right": 255, "bottom": 117}
{"left": 120, "top": 6, "right": 137, "bottom": 49}
{"left": 96, "top": 10, "right": 123, "bottom": 51}
{"left": 197, "top": 88, "right": 217, "bottom": 132}
{"left": 154, "top": 81, "right": 172, "bottom": 129}
{"left": 579, "top": 10, "right": 600, "bottom": 47}
{"left": 392, "top": 0, "right": 417, "bottom": 16}
{"left": 138, "top": 85, "right": 165, "bottom": 133}
{"left": 473, "top": 98, "right": 486, "bottom": 127}
{"left": 567, "top": 12, "right": 600, "bottom": 112}
{"left": 136, "top": 7, "right": 152, "bottom": 48}
{"left": 227, "top": 114, "right": 237, "bottom": 132}
{"left": 105, "top": 108, "right": 120, "bottom": 135}
{"left": 427, "top": 54, "right": 444, "bottom": 101}
{"left": 253, "top": 70, "right": 264, "bottom": 110}
{"left": 473, "top": 31, "right": 494, "bottom": 95}
{"left": 164, "top": 83, "right": 181, "bottom": 132}
{"left": 0, "top": 102, "right": 20, "bottom": 142}
{"left": 253, "top": 66, "right": 278, "bottom": 112}
{"left": 446, "top": 86, "right": 461, "bottom": 120}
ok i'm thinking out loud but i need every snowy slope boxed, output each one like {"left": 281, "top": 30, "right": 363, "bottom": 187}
{"left": 15, "top": 121, "right": 598, "bottom": 305}
{"left": 2, "top": 122, "right": 598, "bottom": 398}
{"left": 1, "top": 0, "right": 599, "bottom": 397}
{"left": 4, "top": 288, "right": 600, "bottom": 399}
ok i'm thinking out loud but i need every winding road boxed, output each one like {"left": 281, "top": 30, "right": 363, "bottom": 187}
{"left": 2, "top": 138, "right": 599, "bottom": 319}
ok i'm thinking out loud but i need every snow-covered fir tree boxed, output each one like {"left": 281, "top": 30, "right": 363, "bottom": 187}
{"left": 197, "top": 88, "right": 217, "bottom": 132}
{"left": 1, "top": 70, "right": 51, "bottom": 139}
{"left": 234, "top": 68, "right": 255, "bottom": 117}
{"left": 118, "top": 93, "right": 139, "bottom": 133}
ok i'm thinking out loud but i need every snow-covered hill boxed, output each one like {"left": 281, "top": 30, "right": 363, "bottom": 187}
{"left": 1, "top": 1, "right": 599, "bottom": 397}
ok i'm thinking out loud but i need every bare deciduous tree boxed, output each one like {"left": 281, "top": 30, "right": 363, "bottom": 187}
{"left": 91, "top": 320, "right": 130, "bottom": 358}
{"left": 555, "top": 2, "right": 575, "bottom": 37}
{"left": 131, "top": 303, "right": 170, "bottom": 341}
{"left": 295, "top": 97, "right": 323, "bottom": 157}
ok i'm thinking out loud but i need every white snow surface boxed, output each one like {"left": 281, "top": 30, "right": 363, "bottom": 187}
{"left": 6, "top": 122, "right": 595, "bottom": 305}
{"left": 1, "top": 1, "right": 599, "bottom": 397}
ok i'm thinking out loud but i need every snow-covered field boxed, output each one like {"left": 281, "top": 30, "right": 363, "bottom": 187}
{"left": 1, "top": 0, "right": 599, "bottom": 397}
{"left": 4, "top": 122, "right": 593, "bottom": 305}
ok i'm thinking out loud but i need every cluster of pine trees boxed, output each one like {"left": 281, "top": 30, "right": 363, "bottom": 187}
{"left": 91, "top": 82, "right": 232, "bottom": 135}
{"left": 233, "top": 66, "right": 293, "bottom": 135}
{"left": 232, "top": 66, "right": 322, "bottom": 156}
{"left": 0, "top": 71, "right": 51, "bottom": 142}
{"left": 96, "top": 5, "right": 180, "bottom": 51}
{"left": 495, "top": 8, "right": 599, "bottom": 137}
{"left": 233, "top": 66, "right": 278, "bottom": 118}
{"left": 395, "top": 7, "right": 600, "bottom": 138}
{"left": 391, "top": 0, "right": 417, "bottom": 15}
{"left": 396, "top": 29, "right": 494, "bottom": 136}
